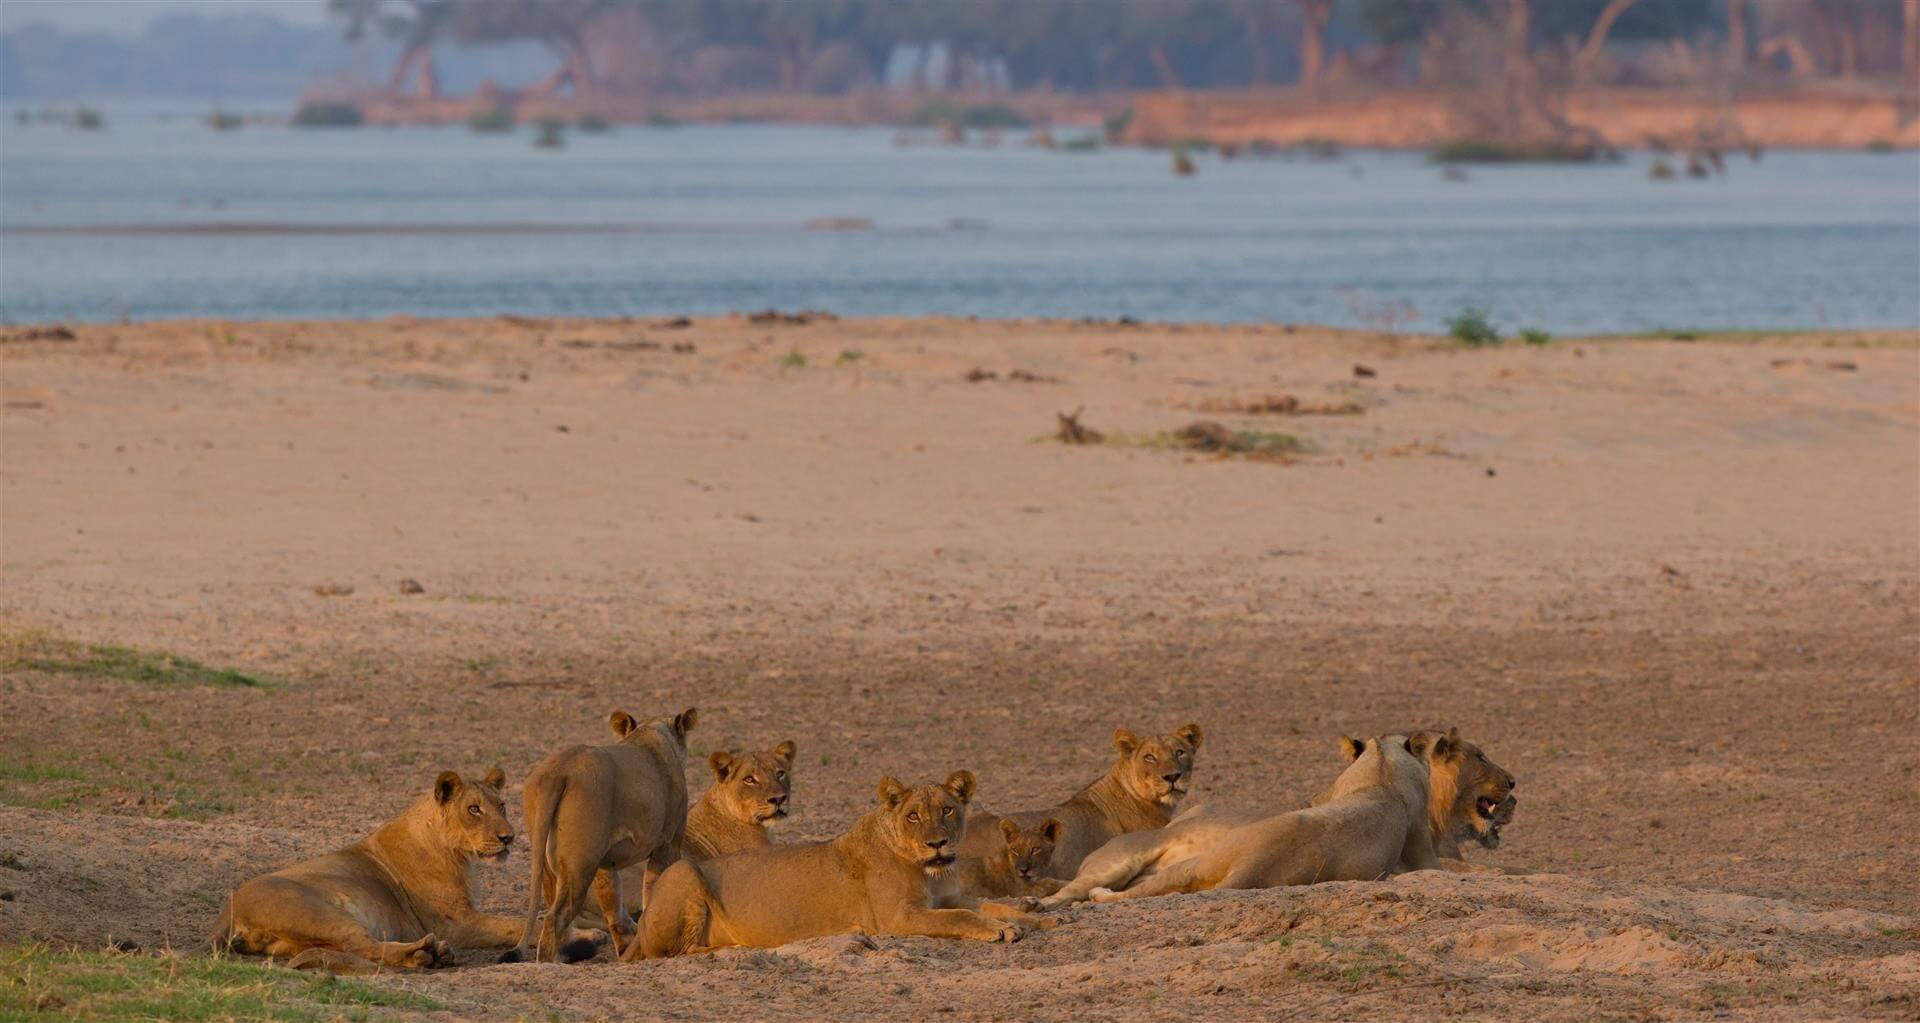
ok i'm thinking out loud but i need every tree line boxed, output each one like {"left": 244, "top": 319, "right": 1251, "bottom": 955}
{"left": 329, "top": 0, "right": 1918, "bottom": 102}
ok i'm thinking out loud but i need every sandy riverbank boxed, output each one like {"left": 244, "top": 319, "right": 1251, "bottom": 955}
{"left": 2, "top": 315, "right": 1916, "bottom": 1019}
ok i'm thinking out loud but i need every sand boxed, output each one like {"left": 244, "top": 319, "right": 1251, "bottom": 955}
{"left": 1, "top": 314, "right": 1916, "bottom": 1019}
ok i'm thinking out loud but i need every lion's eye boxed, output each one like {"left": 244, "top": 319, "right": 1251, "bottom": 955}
{"left": 1176, "top": 749, "right": 1189, "bottom": 760}
{"left": 775, "top": 770, "right": 786, "bottom": 780}
{"left": 941, "top": 806, "right": 954, "bottom": 817}
{"left": 907, "top": 812, "right": 920, "bottom": 823}
{"left": 744, "top": 776, "right": 757, "bottom": 787}
{"left": 466, "top": 805, "right": 481, "bottom": 817}
{"left": 1144, "top": 754, "right": 1157, "bottom": 764}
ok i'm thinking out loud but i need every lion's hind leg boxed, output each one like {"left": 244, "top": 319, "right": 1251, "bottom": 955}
{"left": 229, "top": 877, "right": 441, "bottom": 970}
{"left": 1039, "top": 832, "right": 1167, "bottom": 908}
{"left": 1089, "top": 854, "right": 1218, "bottom": 902}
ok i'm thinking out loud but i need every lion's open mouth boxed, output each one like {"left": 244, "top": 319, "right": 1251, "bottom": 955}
{"left": 1475, "top": 797, "right": 1499, "bottom": 820}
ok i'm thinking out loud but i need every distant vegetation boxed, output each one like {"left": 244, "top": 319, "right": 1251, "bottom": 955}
{"left": 1430, "top": 138, "right": 1610, "bottom": 163}
{"left": 292, "top": 101, "right": 363, "bottom": 127}
{"left": 468, "top": 107, "right": 515, "bottom": 133}
{"left": 577, "top": 113, "right": 612, "bottom": 133}
{"left": 904, "top": 100, "right": 1028, "bottom": 129}
{"left": 535, "top": 117, "right": 567, "bottom": 148}
{"left": 1445, "top": 307, "right": 1501, "bottom": 346}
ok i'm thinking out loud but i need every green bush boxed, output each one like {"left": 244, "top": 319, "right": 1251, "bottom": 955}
{"left": 905, "top": 100, "right": 1028, "bottom": 130}
{"left": 206, "top": 109, "right": 243, "bottom": 131}
{"left": 468, "top": 107, "right": 515, "bottom": 133}
{"left": 534, "top": 117, "right": 566, "bottom": 148}
{"left": 73, "top": 106, "right": 105, "bottom": 130}
{"left": 1520, "top": 327, "right": 1552, "bottom": 346}
{"left": 291, "top": 102, "right": 363, "bottom": 127}
{"left": 1445, "top": 307, "right": 1501, "bottom": 346}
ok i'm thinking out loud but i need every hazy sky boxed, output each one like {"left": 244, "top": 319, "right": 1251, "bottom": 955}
{"left": 0, "top": 1, "right": 328, "bottom": 35}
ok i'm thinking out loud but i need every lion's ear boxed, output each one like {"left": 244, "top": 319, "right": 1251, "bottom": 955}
{"left": 1339, "top": 736, "right": 1366, "bottom": 761}
{"left": 609, "top": 710, "right": 639, "bottom": 738}
{"left": 999, "top": 818, "right": 1020, "bottom": 841}
{"left": 673, "top": 707, "right": 699, "bottom": 742}
{"left": 708, "top": 751, "right": 736, "bottom": 782}
{"left": 943, "top": 770, "right": 976, "bottom": 805}
{"left": 482, "top": 766, "right": 507, "bottom": 790}
{"left": 1430, "top": 728, "right": 1456, "bottom": 760}
{"left": 877, "top": 776, "right": 908, "bottom": 807}
{"left": 433, "top": 771, "right": 462, "bottom": 804}
{"left": 1112, "top": 728, "right": 1140, "bottom": 756}
{"left": 773, "top": 740, "right": 797, "bottom": 765}
{"left": 1040, "top": 818, "right": 1063, "bottom": 843}
{"left": 1176, "top": 723, "right": 1204, "bottom": 750}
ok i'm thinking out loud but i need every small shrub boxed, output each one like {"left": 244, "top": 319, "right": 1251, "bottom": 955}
{"left": 1430, "top": 137, "right": 1603, "bottom": 163}
{"left": 468, "top": 107, "right": 514, "bottom": 133}
{"left": 1865, "top": 138, "right": 1896, "bottom": 153}
{"left": 577, "top": 113, "right": 612, "bottom": 133}
{"left": 1298, "top": 136, "right": 1341, "bottom": 159}
{"left": 1649, "top": 158, "right": 1676, "bottom": 180}
{"left": 1445, "top": 307, "right": 1501, "bottom": 346}
{"left": 1060, "top": 135, "right": 1102, "bottom": 152}
{"left": 905, "top": 100, "right": 1028, "bottom": 130}
{"left": 291, "top": 102, "right": 363, "bottom": 128}
{"left": 73, "top": 107, "right": 105, "bottom": 130}
{"left": 1171, "top": 144, "right": 1196, "bottom": 177}
{"left": 534, "top": 118, "right": 566, "bottom": 148}
{"left": 834, "top": 349, "right": 864, "bottom": 366}
{"left": 645, "top": 108, "right": 680, "bottom": 127}
{"left": 1520, "top": 327, "right": 1552, "bottom": 345}
{"left": 779, "top": 350, "right": 807, "bottom": 368}
{"left": 206, "top": 109, "right": 243, "bottom": 131}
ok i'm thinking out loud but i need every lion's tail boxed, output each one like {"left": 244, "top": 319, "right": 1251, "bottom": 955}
{"left": 208, "top": 896, "right": 236, "bottom": 953}
{"left": 515, "top": 773, "right": 566, "bottom": 959}
{"left": 286, "top": 948, "right": 385, "bottom": 975}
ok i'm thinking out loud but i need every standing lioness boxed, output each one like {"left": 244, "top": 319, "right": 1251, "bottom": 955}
{"left": 959, "top": 723, "right": 1203, "bottom": 877}
{"left": 1042, "top": 734, "right": 1436, "bottom": 907}
{"left": 628, "top": 771, "right": 1052, "bottom": 959}
{"left": 213, "top": 768, "right": 535, "bottom": 973}
{"left": 508, "top": 707, "right": 697, "bottom": 962}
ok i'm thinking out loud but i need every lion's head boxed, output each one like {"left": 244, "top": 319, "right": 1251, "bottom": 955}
{"left": 1409, "top": 727, "right": 1516, "bottom": 850}
{"left": 608, "top": 707, "right": 699, "bottom": 748}
{"left": 706, "top": 740, "right": 796, "bottom": 826}
{"left": 997, "top": 818, "right": 1061, "bottom": 882}
{"left": 876, "top": 771, "right": 973, "bottom": 875}
{"left": 1111, "top": 723, "right": 1203, "bottom": 810}
{"left": 432, "top": 766, "right": 512, "bottom": 861}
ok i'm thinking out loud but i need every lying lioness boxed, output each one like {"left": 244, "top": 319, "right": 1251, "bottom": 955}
{"left": 953, "top": 819, "right": 1065, "bottom": 900}
{"left": 213, "top": 768, "right": 557, "bottom": 973}
{"left": 508, "top": 707, "right": 697, "bottom": 962}
{"left": 959, "top": 723, "right": 1203, "bottom": 876}
{"left": 1040, "top": 734, "right": 1435, "bottom": 907}
{"left": 627, "top": 771, "right": 1052, "bottom": 959}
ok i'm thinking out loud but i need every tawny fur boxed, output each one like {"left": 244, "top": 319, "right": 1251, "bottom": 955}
{"left": 957, "top": 723, "right": 1203, "bottom": 877}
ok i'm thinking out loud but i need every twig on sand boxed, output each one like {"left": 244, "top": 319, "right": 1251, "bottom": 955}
{"left": 1273, "top": 972, "right": 1524, "bottom": 1021}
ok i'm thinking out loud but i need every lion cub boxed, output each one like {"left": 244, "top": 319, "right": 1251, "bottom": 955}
{"left": 627, "top": 771, "right": 1053, "bottom": 959}
{"left": 1042, "top": 734, "right": 1436, "bottom": 907}
{"left": 507, "top": 707, "right": 697, "bottom": 962}
{"left": 953, "top": 818, "right": 1064, "bottom": 900}
{"left": 214, "top": 768, "right": 542, "bottom": 973}
{"left": 959, "top": 723, "right": 1203, "bottom": 877}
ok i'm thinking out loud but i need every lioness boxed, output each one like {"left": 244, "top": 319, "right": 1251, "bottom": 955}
{"left": 627, "top": 771, "right": 1053, "bottom": 959}
{"left": 1040, "top": 735, "right": 1436, "bottom": 907}
{"left": 953, "top": 819, "right": 1065, "bottom": 900}
{"left": 213, "top": 768, "right": 556, "bottom": 972}
{"left": 958, "top": 723, "right": 1203, "bottom": 877}
{"left": 684, "top": 741, "right": 796, "bottom": 860}
{"left": 507, "top": 707, "right": 697, "bottom": 962}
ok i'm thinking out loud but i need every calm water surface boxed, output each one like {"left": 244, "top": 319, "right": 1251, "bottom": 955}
{"left": 2, "top": 105, "right": 1915, "bottom": 332}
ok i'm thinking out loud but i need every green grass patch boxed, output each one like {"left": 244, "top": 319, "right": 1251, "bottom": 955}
{"left": 1445, "top": 307, "right": 1501, "bottom": 346}
{"left": 0, "top": 944, "right": 442, "bottom": 1022}
{"left": 6, "top": 635, "right": 268, "bottom": 689}
{"left": 1111, "top": 424, "right": 1308, "bottom": 459}
{"left": 1429, "top": 137, "right": 1608, "bottom": 163}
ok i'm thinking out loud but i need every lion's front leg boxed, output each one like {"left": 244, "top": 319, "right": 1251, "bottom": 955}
{"left": 592, "top": 870, "right": 633, "bottom": 958}
{"left": 976, "top": 900, "right": 1060, "bottom": 932}
{"left": 883, "top": 906, "right": 1026, "bottom": 943}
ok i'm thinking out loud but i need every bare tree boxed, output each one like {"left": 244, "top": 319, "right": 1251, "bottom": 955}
{"left": 1726, "top": 0, "right": 1749, "bottom": 70}
{"left": 1574, "top": 0, "right": 1646, "bottom": 85}
{"left": 1297, "top": 0, "right": 1334, "bottom": 100}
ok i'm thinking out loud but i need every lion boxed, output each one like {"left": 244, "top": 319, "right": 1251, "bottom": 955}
{"left": 1405, "top": 726, "right": 1517, "bottom": 872}
{"left": 1040, "top": 734, "right": 1436, "bottom": 907}
{"left": 958, "top": 723, "right": 1203, "bottom": 877}
{"left": 211, "top": 767, "right": 586, "bottom": 973}
{"left": 626, "top": 771, "right": 1054, "bottom": 959}
{"left": 684, "top": 740, "right": 796, "bottom": 860}
{"left": 952, "top": 818, "right": 1065, "bottom": 900}
{"left": 505, "top": 707, "right": 697, "bottom": 962}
